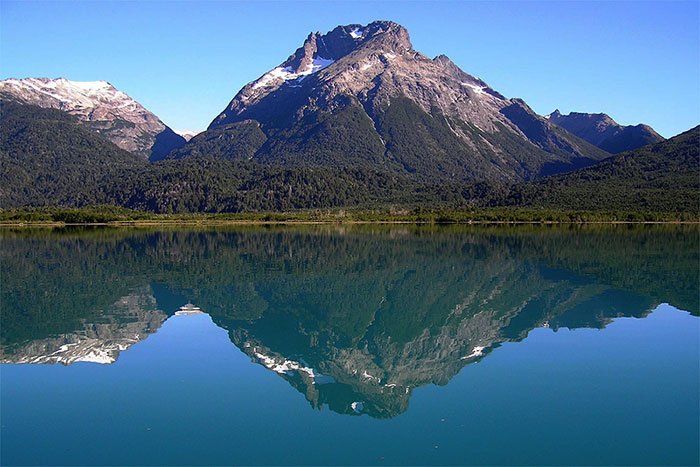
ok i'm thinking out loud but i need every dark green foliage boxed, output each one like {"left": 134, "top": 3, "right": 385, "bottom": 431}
{"left": 376, "top": 97, "right": 497, "bottom": 181}
{"left": 511, "top": 126, "right": 700, "bottom": 213}
{"left": 167, "top": 120, "right": 267, "bottom": 161}
{"left": 257, "top": 97, "right": 388, "bottom": 168}
{"left": 104, "top": 157, "right": 506, "bottom": 213}
{"left": 0, "top": 100, "right": 146, "bottom": 207}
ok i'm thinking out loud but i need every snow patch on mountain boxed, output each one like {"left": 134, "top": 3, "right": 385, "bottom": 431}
{"left": 462, "top": 82, "right": 490, "bottom": 95}
{"left": 350, "top": 27, "right": 364, "bottom": 39}
{"left": 175, "top": 129, "right": 200, "bottom": 141}
{"left": 252, "top": 348, "right": 318, "bottom": 381}
{"left": 252, "top": 57, "right": 335, "bottom": 90}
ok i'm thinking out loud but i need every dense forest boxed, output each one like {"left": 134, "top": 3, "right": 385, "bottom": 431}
{"left": 510, "top": 126, "right": 700, "bottom": 213}
{"left": 1, "top": 100, "right": 698, "bottom": 217}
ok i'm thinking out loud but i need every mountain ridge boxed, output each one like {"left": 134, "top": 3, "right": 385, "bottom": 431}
{"left": 0, "top": 77, "right": 186, "bottom": 160}
{"left": 547, "top": 109, "right": 664, "bottom": 153}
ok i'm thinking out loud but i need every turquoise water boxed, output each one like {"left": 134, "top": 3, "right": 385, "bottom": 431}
{"left": 1, "top": 226, "right": 698, "bottom": 465}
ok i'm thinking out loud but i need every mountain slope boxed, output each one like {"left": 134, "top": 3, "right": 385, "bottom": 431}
{"left": 547, "top": 110, "right": 664, "bottom": 153}
{"left": 0, "top": 100, "right": 147, "bottom": 208}
{"left": 175, "top": 21, "right": 609, "bottom": 182}
{"left": 0, "top": 100, "right": 492, "bottom": 212}
{"left": 513, "top": 125, "right": 699, "bottom": 212}
{"left": 0, "top": 77, "right": 186, "bottom": 160}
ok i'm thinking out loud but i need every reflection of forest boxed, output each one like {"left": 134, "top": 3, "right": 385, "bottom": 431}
{"left": 1, "top": 225, "right": 697, "bottom": 417}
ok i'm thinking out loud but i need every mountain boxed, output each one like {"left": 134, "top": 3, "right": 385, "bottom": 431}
{"left": 175, "top": 130, "right": 200, "bottom": 141}
{"left": 0, "top": 23, "right": 693, "bottom": 214}
{"left": 547, "top": 109, "right": 664, "bottom": 153}
{"left": 513, "top": 125, "right": 700, "bottom": 212}
{"left": 172, "top": 21, "right": 610, "bottom": 182}
{"left": 0, "top": 100, "right": 147, "bottom": 208}
{"left": 0, "top": 77, "right": 186, "bottom": 160}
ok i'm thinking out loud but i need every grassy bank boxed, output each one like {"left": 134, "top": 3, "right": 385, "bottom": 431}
{"left": 0, "top": 205, "right": 698, "bottom": 225}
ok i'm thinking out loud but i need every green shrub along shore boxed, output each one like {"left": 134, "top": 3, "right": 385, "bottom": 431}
{"left": 1, "top": 205, "right": 697, "bottom": 225}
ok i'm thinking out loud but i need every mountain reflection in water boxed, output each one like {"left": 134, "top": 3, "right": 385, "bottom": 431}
{"left": 1, "top": 225, "right": 697, "bottom": 419}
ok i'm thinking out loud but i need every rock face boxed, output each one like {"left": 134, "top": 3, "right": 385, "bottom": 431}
{"left": 183, "top": 21, "right": 609, "bottom": 181}
{"left": 547, "top": 109, "right": 664, "bottom": 153}
{"left": 0, "top": 77, "right": 186, "bottom": 160}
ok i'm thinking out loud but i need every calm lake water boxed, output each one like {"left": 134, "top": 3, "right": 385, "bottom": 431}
{"left": 1, "top": 225, "right": 698, "bottom": 466}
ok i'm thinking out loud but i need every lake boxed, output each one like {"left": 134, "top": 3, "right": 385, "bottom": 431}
{"left": 1, "top": 225, "right": 698, "bottom": 466}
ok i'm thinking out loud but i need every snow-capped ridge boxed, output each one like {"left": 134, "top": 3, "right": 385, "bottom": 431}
{"left": 0, "top": 77, "right": 186, "bottom": 159}
{"left": 174, "top": 129, "right": 200, "bottom": 141}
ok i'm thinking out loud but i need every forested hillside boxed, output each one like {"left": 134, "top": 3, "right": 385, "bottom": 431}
{"left": 510, "top": 126, "right": 700, "bottom": 212}
{"left": 1, "top": 100, "right": 697, "bottom": 215}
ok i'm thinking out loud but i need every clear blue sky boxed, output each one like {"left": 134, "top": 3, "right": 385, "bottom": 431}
{"left": 1, "top": 1, "right": 698, "bottom": 137}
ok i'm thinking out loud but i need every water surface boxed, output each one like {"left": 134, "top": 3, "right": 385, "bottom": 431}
{"left": 1, "top": 225, "right": 698, "bottom": 465}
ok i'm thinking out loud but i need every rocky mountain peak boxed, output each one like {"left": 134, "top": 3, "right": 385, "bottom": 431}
{"left": 279, "top": 20, "right": 412, "bottom": 74}
{"left": 201, "top": 20, "right": 611, "bottom": 181}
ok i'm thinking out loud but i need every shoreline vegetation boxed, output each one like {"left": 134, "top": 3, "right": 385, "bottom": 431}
{"left": 1, "top": 206, "right": 697, "bottom": 226}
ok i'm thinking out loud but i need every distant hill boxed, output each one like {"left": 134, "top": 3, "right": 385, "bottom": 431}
{"left": 512, "top": 126, "right": 699, "bottom": 212}
{"left": 547, "top": 110, "right": 664, "bottom": 154}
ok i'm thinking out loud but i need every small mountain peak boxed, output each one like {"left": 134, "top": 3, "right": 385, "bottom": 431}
{"left": 361, "top": 20, "right": 411, "bottom": 51}
{"left": 547, "top": 109, "right": 562, "bottom": 119}
{"left": 433, "top": 54, "right": 452, "bottom": 64}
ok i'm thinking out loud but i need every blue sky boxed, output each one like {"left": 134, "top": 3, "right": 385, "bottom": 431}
{"left": 1, "top": 1, "right": 698, "bottom": 137}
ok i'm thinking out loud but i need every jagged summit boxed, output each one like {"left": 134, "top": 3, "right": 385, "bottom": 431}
{"left": 192, "top": 20, "right": 609, "bottom": 182}
{"left": 288, "top": 21, "right": 411, "bottom": 67}
{"left": 210, "top": 20, "right": 419, "bottom": 128}
{"left": 209, "top": 19, "right": 521, "bottom": 132}
{"left": 0, "top": 77, "right": 186, "bottom": 160}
